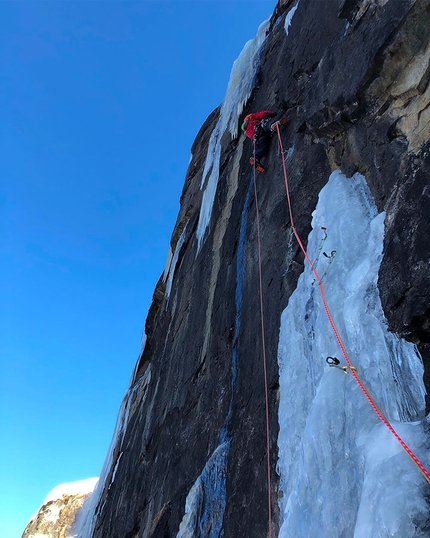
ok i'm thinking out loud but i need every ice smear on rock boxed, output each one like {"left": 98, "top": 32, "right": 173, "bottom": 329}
{"left": 284, "top": 1, "right": 300, "bottom": 36}
{"left": 196, "top": 19, "right": 269, "bottom": 252}
{"left": 277, "top": 169, "right": 429, "bottom": 537}
{"left": 177, "top": 176, "right": 253, "bottom": 535}
{"left": 176, "top": 443, "right": 229, "bottom": 538}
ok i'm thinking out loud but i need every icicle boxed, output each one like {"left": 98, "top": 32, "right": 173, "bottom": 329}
{"left": 195, "top": 19, "right": 269, "bottom": 252}
{"left": 284, "top": 2, "right": 300, "bottom": 36}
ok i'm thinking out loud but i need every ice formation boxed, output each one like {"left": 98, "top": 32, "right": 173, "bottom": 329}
{"left": 284, "top": 2, "right": 300, "bottom": 36}
{"left": 277, "top": 169, "right": 429, "bottom": 537}
{"left": 176, "top": 442, "right": 229, "bottom": 538}
{"left": 177, "top": 175, "right": 254, "bottom": 536}
{"left": 195, "top": 19, "right": 269, "bottom": 252}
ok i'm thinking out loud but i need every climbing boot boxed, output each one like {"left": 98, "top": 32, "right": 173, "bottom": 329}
{"left": 249, "top": 157, "right": 265, "bottom": 173}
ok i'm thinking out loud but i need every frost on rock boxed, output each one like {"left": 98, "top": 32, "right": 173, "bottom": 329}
{"left": 75, "top": 366, "right": 152, "bottom": 538}
{"left": 277, "top": 170, "right": 429, "bottom": 537}
{"left": 196, "top": 19, "right": 269, "bottom": 252}
{"left": 284, "top": 2, "right": 299, "bottom": 36}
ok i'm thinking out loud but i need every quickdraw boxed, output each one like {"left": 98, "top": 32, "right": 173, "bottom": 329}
{"left": 326, "top": 356, "right": 357, "bottom": 375}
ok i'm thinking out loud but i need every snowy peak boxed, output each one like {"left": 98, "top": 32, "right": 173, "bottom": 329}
{"left": 22, "top": 479, "right": 98, "bottom": 538}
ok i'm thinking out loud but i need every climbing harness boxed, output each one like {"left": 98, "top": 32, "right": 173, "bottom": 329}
{"left": 274, "top": 123, "right": 430, "bottom": 484}
{"left": 252, "top": 140, "right": 273, "bottom": 538}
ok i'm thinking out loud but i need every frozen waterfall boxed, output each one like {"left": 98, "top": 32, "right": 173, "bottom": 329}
{"left": 277, "top": 169, "right": 429, "bottom": 537}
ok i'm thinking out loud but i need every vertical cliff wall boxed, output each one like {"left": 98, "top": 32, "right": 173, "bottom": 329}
{"left": 76, "top": 1, "right": 430, "bottom": 536}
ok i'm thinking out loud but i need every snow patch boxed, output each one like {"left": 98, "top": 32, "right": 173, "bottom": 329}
{"left": 43, "top": 478, "right": 98, "bottom": 505}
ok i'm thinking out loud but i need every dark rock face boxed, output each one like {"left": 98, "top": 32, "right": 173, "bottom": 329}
{"left": 85, "top": 1, "right": 430, "bottom": 536}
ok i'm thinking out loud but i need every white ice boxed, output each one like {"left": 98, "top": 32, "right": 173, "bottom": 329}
{"left": 277, "top": 169, "right": 429, "bottom": 537}
{"left": 196, "top": 19, "right": 270, "bottom": 252}
{"left": 284, "top": 2, "right": 299, "bottom": 36}
{"left": 176, "top": 442, "right": 229, "bottom": 538}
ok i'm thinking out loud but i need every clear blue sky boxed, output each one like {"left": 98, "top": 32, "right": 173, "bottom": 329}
{"left": 0, "top": 1, "right": 276, "bottom": 536}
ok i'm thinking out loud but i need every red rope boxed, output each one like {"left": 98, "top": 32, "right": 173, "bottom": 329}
{"left": 275, "top": 124, "right": 430, "bottom": 484}
{"left": 253, "top": 141, "right": 273, "bottom": 538}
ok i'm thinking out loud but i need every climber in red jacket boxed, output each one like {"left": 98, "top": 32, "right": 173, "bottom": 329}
{"left": 241, "top": 110, "right": 276, "bottom": 172}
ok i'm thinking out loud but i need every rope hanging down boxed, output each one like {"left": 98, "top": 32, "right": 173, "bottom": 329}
{"left": 274, "top": 124, "right": 430, "bottom": 485}
{"left": 252, "top": 140, "right": 273, "bottom": 538}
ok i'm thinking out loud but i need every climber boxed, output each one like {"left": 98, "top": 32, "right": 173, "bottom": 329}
{"left": 241, "top": 110, "right": 276, "bottom": 173}
{"left": 241, "top": 111, "right": 288, "bottom": 173}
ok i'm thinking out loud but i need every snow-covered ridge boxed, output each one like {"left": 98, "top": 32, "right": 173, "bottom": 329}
{"left": 195, "top": 19, "right": 270, "bottom": 252}
{"left": 26, "top": 478, "right": 98, "bottom": 527}
{"left": 42, "top": 478, "right": 99, "bottom": 505}
{"left": 22, "top": 478, "right": 98, "bottom": 538}
{"left": 277, "top": 170, "right": 428, "bottom": 537}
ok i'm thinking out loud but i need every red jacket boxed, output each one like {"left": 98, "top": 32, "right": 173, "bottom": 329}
{"left": 243, "top": 110, "right": 276, "bottom": 139}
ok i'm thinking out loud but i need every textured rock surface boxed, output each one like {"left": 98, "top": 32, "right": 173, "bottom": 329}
{"left": 68, "top": 1, "right": 430, "bottom": 537}
{"left": 22, "top": 479, "right": 97, "bottom": 538}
